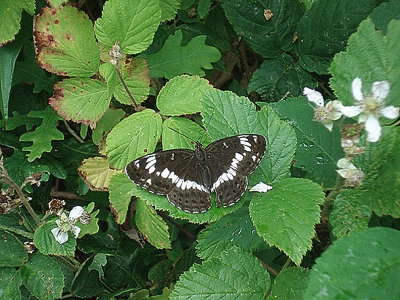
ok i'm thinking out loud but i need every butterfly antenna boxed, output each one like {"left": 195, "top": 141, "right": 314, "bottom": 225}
{"left": 167, "top": 127, "right": 197, "bottom": 143}
{"left": 199, "top": 110, "right": 215, "bottom": 142}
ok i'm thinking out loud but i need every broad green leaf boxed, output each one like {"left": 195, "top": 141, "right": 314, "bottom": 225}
{"left": 0, "top": 230, "right": 28, "bottom": 267}
{"left": 106, "top": 109, "right": 162, "bottom": 169}
{"left": 70, "top": 257, "right": 103, "bottom": 297}
{"left": 270, "top": 267, "right": 311, "bottom": 300}
{"left": 157, "top": 75, "right": 213, "bottom": 115}
{"left": 330, "top": 18, "right": 400, "bottom": 108}
{"left": 76, "top": 202, "right": 100, "bottom": 238}
{"left": 222, "top": 0, "right": 303, "bottom": 58}
{"left": 0, "top": 267, "right": 22, "bottom": 300}
{"left": 94, "top": 0, "right": 161, "bottom": 54}
{"left": 329, "top": 190, "right": 372, "bottom": 238}
{"left": 33, "top": 5, "right": 99, "bottom": 76}
{"left": 160, "top": 0, "right": 180, "bottom": 21}
{"left": 129, "top": 181, "right": 248, "bottom": 224}
{"left": 88, "top": 253, "right": 107, "bottom": 277}
{"left": 196, "top": 206, "right": 266, "bottom": 260}
{"left": 250, "top": 178, "right": 324, "bottom": 265}
{"left": 269, "top": 97, "right": 344, "bottom": 189}
{"left": 144, "top": 30, "right": 221, "bottom": 79}
{"left": 49, "top": 78, "right": 111, "bottom": 126}
{"left": 0, "top": 39, "right": 22, "bottom": 118}
{"left": 19, "top": 107, "right": 64, "bottom": 162}
{"left": 136, "top": 198, "right": 171, "bottom": 249}
{"left": 162, "top": 117, "right": 212, "bottom": 150}
{"left": 201, "top": 89, "right": 296, "bottom": 184}
{"left": 371, "top": 0, "right": 400, "bottom": 34}
{"left": 0, "top": 212, "right": 33, "bottom": 239}
{"left": 305, "top": 227, "right": 400, "bottom": 299}
{"left": 33, "top": 220, "right": 76, "bottom": 256}
{"left": 5, "top": 111, "right": 40, "bottom": 131}
{"left": 198, "top": 0, "right": 211, "bottom": 18}
{"left": 171, "top": 245, "right": 270, "bottom": 299}
{"left": 78, "top": 156, "right": 123, "bottom": 191}
{"left": 91, "top": 108, "right": 125, "bottom": 145}
{"left": 296, "top": 0, "right": 382, "bottom": 74}
{"left": 20, "top": 253, "right": 64, "bottom": 300}
{"left": 109, "top": 173, "right": 134, "bottom": 224}
{"left": 248, "top": 54, "right": 315, "bottom": 101}
{"left": 101, "top": 58, "right": 150, "bottom": 105}
{"left": 0, "top": 0, "right": 35, "bottom": 45}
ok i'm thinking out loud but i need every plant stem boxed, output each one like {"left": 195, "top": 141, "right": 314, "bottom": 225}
{"left": 257, "top": 257, "right": 279, "bottom": 276}
{"left": 63, "top": 120, "right": 84, "bottom": 143}
{"left": 280, "top": 257, "right": 292, "bottom": 272}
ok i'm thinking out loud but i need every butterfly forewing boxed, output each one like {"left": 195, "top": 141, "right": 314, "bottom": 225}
{"left": 205, "top": 134, "right": 266, "bottom": 207}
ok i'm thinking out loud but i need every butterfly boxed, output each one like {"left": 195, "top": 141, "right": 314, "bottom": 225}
{"left": 125, "top": 134, "right": 266, "bottom": 213}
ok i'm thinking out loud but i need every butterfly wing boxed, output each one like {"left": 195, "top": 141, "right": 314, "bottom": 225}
{"left": 125, "top": 149, "right": 211, "bottom": 213}
{"left": 205, "top": 134, "right": 266, "bottom": 207}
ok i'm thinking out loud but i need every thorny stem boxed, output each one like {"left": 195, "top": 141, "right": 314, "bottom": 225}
{"left": 63, "top": 120, "right": 84, "bottom": 143}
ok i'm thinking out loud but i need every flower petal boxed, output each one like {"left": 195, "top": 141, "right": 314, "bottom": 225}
{"left": 337, "top": 169, "right": 349, "bottom": 178}
{"left": 249, "top": 182, "right": 273, "bottom": 193}
{"left": 381, "top": 106, "right": 399, "bottom": 119}
{"left": 351, "top": 78, "right": 363, "bottom": 101}
{"left": 323, "top": 121, "right": 333, "bottom": 131}
{"left": 51, "top": 227, "right": 69, "bottom": 244}
{"left": 69, "top": 206, "right": 84, "bottom": 219}
{"left": 303, "top": 87, "right": 324, "bottom": 106}
{"left": 365, "top": 115, "right": 381, "bottom": 142}
{"left": 71, "top": 225, "right": 81, "bottom": 238}
{"left": 341, "top": 105, "right": 363, "bottom": 118}
{"left": 337, "top": 158, "right": 351, "bottom": 169}
{"left": 372, "top": 80, "right": 390, "bottom": 102}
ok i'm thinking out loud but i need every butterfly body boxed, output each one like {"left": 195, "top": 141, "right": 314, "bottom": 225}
{"left": 126, "top": 134, "right": 266, "bottom": 213}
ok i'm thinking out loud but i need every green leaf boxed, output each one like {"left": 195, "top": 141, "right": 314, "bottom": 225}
{"left": 160, "top": 0, "right": 180, "bottom": 21}
{"left": 94, "top": 0, "right": 161, "bottom": 54}
{"left": 171, "top": 245, "right": 270, "bottom": 299}
{"left": 77, "top": 202, "right": 100, "bottom": 238}
{"left": 109, "top": 173, "right": 134, "bottom": 224}
{"left": 5, "top": 111, "right": 40, "bottom": 131}
{"left": 296, "top": 0, "right": 381, "bottom": 74}
{"left": 196, "top": 206, "right": 266, "bottom": 260}
{"left": 371, "top": 0, "right": 400, "bottom": 34}
{"left": 78, "top": 156, "right": 122, "bottom": 191}
{"left": 162, "top": 117, "right": 212, "bottom": 150}
{"left": 88, "top": 253, "right": 107, "bottom": 277}
{"left": 157, "top": 75, "right": 212, "bottom": 115}
{"left": 222, "top": 0, "right": 303, "bottom": 58}
{"left": 248, "top": 54, "right": 316, "bottom": 101}
{"left": 19, "top": 107, "right": 64, "bottom": 162}
{"left": 329, "top": 190, "right": 372, "bottom": 239}
{"left": 270, "top": 267, "right": 311, "bottom": 300}
{"left": 102, "top": 58, "right": 150, "bottom": 105}
{"left": 304, "top": 227, "right": 400, "bottom": 299}
{"left": 198, "top": 0, "right": 211, "bottom": 18}
{"left": 269, "top": 97, "right": 344, "bottom": 189}
{"left": 0, "top": 39, "right": 22, "bottom": 118}
{"left": 70, "top": 257, "right": 103, "bottom": 297}
{"left": 0, "top": 212, "right": 33, "bottom": 239}
{"left": 33, "top": 5, "right": 99, "bottom": 77}
{"left": 0, "top": 230, "right": 28, "bottom": 267}
{"left": 49, "top": 78, "right": 111, "bottom": 126}
{"left": 330, "top": 18, "right": 400, "bottom": 108}
{"left": 33, "top": 220, "right": 77, "bottom": 256}
{"left": 250, "top": 178, "right": 325, "bottom": 265}
{"left": 20, "top": 253, "right": 64, "bottom": 300}
{"left": 136, "top": 198, "right": 172, "bottom": 249}
{"left": 0, "top": 267, "right": 22, "bottom": 300}
{"left": 106, "top": 109, "right": 162, "bottom": 169}
{"left": 91, "top": 108, "right": 125, "bottom": 145}
{"left": 0, "top": 0, "right": 35, "bottom": 45}
{"left": 144, "top": 30, "right": 221, "bottom": 79}
{"left": 201, "top": 89, "right": 296, "bottom": 184}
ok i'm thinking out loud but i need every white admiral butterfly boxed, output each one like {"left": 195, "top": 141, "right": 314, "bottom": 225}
{"left": 126, "top": 134, "right": 266, "bottom": 213}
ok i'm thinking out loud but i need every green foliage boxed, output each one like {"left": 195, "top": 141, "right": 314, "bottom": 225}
{"left": 144, "top": 30, "right": 221, "bottom": 78}
{"left": 88, "top": 253, "right": 108, "bottom": 277}
{"left": 0, "top": 230, "right": 28, "bottom": 267}
{"left": 305, "top": 227, "right": 400, "bottom": 299}
{"left": 109, "top": 173, "right": 135, "bottom": 224}
{"left": 0, "top": 267, "right": 22, "bottom": 299}
{"left": 91, "top": 108, "right": 125, "bottom": 145}
{"left": 270, "top": 267, "right": 311, "bottom": 299}
{"left": 171, "top": 245, "right": 270, "bottom": 299}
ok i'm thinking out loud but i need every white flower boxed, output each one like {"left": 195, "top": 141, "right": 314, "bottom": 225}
{"left": 341, "top": 78, "right": 399, "bottom": 142}
{"left": 51, "top": 206, "right": 84, "bottom": 244}
{"left": 336, "top": 158, "right": 365, "bottom": 187}
{"left": 303, "top": 87, "right": 343, "bottom": 131}
{"left": 249, "top": 182, "right": 273, "bottom": 193}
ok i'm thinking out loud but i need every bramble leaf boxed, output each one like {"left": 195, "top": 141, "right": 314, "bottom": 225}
{"left": 19, "top": 107, "right": 64, "bottom": 162}
{"left": 270, "top": 267, "right": 311, "bottom": 300}
{"left": 250, "top": 178, "right": 325, "bottom": 265}
{"left": 109, "top": 173, "right": 135, "bottom": 224}
{"left": 49, "top": 78, "right": 111, "bottom": 126}
{"left": 91, "top": 108, "right": 125, "bottom": 145}
{"left": 33, "top": 5, "right": 99, "bottom": 76}
{"left": 0, "top": 267, "right": 22, "bottom": 299}
{"left": 94, "top": 0, "right": 161, "bottom": 54}
{"left": 144, "top": 30, "right": 221, "bottom": 79}
{"left": 0, "top": 230, "right": 28, "bottom": 267}
{"left": 136, "top": 198, "right": 171, "bottom": 249}
{"left": 160, "top": 0, "right": 180, "bottom": 21}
